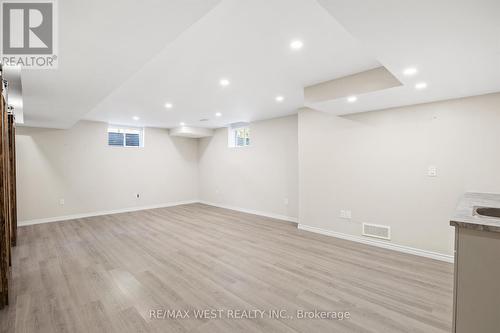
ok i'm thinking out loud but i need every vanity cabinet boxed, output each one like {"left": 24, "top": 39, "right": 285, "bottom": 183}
{"left": 451, "top": 193, "right": 500, "bottom": 333}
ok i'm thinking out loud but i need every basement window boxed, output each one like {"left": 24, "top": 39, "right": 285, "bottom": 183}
{"left": 228, "top": 123, "right": 250, "bottom": 148}
{"left": 108, "top": 126, "right": 144, "bottom": 147}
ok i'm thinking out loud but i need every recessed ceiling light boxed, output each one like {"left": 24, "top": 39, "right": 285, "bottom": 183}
{"left": 415, "top": 82, "right": 428, "bottom": 90}
{"left": 180, "top": 122, "right": 185, "bottom": 126}
{"left": 403, "top": 67, "right": 418, "bottom": 76}
{"left": 290, "top": 40, "right": 303, "bottom": 50}
{"left": 132, "top": 116, "right": 140, "bottom": 121}
{"left": 215, "top": 112, "right": 222, "bottom": 117}
{"left": 219, "top": 78, "right": 230, "bottom": 87}
{"left": 347, "top": 96, "right": 357, "bottom": 103}
{"left": 275, "top": 95, "right": 284, "bottom": 102}
{"left": 164, "top": 103, "right": 173, "bottom": 109}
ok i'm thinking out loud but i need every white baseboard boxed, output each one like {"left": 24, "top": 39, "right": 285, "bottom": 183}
{"left": 18, "top": 200, "right": 199, "bottom": 226}
{"left": 298, "top": 224, "right": 454, "bottom": 263}
{"left": 21, "top": 199, "right": 450, "bottom": 262}
{"left": 18, "top": 201, "right": 452, "bottom": 263}
{"left": 19, "top": 200, "right": 299, "bottom": 226}
{"left": 198, "top": 201, "right": 298, "bottom": 223}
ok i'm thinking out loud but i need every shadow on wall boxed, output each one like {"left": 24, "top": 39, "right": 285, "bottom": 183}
{"left": 15, "top": 127, "right": 67, "bottom": 191}
{"left": 170, "top": 135, "right": 200, "bottom": 163}
{"left": 196, "top": 133, "right": 214, "bottom": 160}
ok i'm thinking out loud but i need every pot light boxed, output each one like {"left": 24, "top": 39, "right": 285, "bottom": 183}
{"left": 347, "top": 96, "right": 357, "bottom": 103}
{"left": 275, "top": 95, "right": 284, "bottom": 102}
{"left": 219, "top": 78, "right": 230, "bottom": 87}
{"left": 132, "top": 116, "right": 140, "bottom": 121}
{"left": 215, "top": 112, "right": 222, "bottom": 117}
{"left": 180, "top": 122, "right": 185, "bottom": 126}
{"left": 403, "top": 67, "right": 418, "bottom": 76}
{"left": 164, "top": 103, "right": 173, "bottom": 109}
{"left": 290, "top": 40, "right": 303, "bottom": 50}
{"left": 415, "top": 82, "right": 428, "bottom": 90}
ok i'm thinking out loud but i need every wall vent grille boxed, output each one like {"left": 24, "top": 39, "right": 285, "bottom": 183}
{"left": 362, "top": 223, "right": 391, "bottom": 240}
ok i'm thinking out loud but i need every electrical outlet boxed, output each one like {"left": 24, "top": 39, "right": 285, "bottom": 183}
{"left": 339, "top": 210, "right": 352, "bottom": 219}
{"left": 59, "top": 199, "right": 65, "bottom": 205}
{"left": 427, "top": 165, "right": 437, "bottom": 177}
{"left": 284, "top": 198, "right": 289, "bottom": 205}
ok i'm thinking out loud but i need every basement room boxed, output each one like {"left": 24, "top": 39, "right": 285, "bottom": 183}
{"left": 1, "top": 0, "right": 500, "bottom": 332}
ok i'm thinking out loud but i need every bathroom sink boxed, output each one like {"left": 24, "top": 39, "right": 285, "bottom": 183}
{"left": 474, "top": 206, "right": 500, "bottom": 218}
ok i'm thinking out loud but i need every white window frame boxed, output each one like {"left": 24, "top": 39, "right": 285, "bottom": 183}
{"left": 107, "top": 125, "right": 145, "bottom": 148}
{"left": 228, "top": 123, "right": 250, "bottom": 148}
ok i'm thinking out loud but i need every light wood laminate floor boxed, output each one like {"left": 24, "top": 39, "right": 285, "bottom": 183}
{"left": 0, "top": 203, "right": 453, "bottom": 332}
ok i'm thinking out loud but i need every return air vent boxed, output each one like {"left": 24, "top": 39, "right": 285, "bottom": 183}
{"left": 362, "top": 223, "right": 391, "bottom": 240}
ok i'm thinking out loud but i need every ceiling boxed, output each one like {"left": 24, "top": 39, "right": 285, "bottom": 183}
{"left": 20, "top": 0, "right": 222, "bottom": 128}
{"left": 83, "top": 0, "right": 378, "bottom": 129}
{"left": 312, "top": 0, "right": 500, "bottom": 115}
{"left": 16, "top": 0, "right": 500, "bottom": 129}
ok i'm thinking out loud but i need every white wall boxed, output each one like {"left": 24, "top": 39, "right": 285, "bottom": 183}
{"left": 16, "top": 93, "right": 500, "bottom": 258}
{"left": 16, "top": 121, "right": 199, "bottom": 222}
{"left": 198, "top": 115, "right": 298, "bottom": 221}
{"left": 299, "top": 92, "right": 500, "bottom": 256}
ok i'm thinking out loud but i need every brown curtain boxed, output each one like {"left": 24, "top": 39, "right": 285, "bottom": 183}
{"left": 0, "top": 86, "right": 9, "bottom": 308}
{"left": 0, "top": 80, "right": 17, "bottom": 309}
{"left": 8, "top": 114, "right": 17, "bottom": 247}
